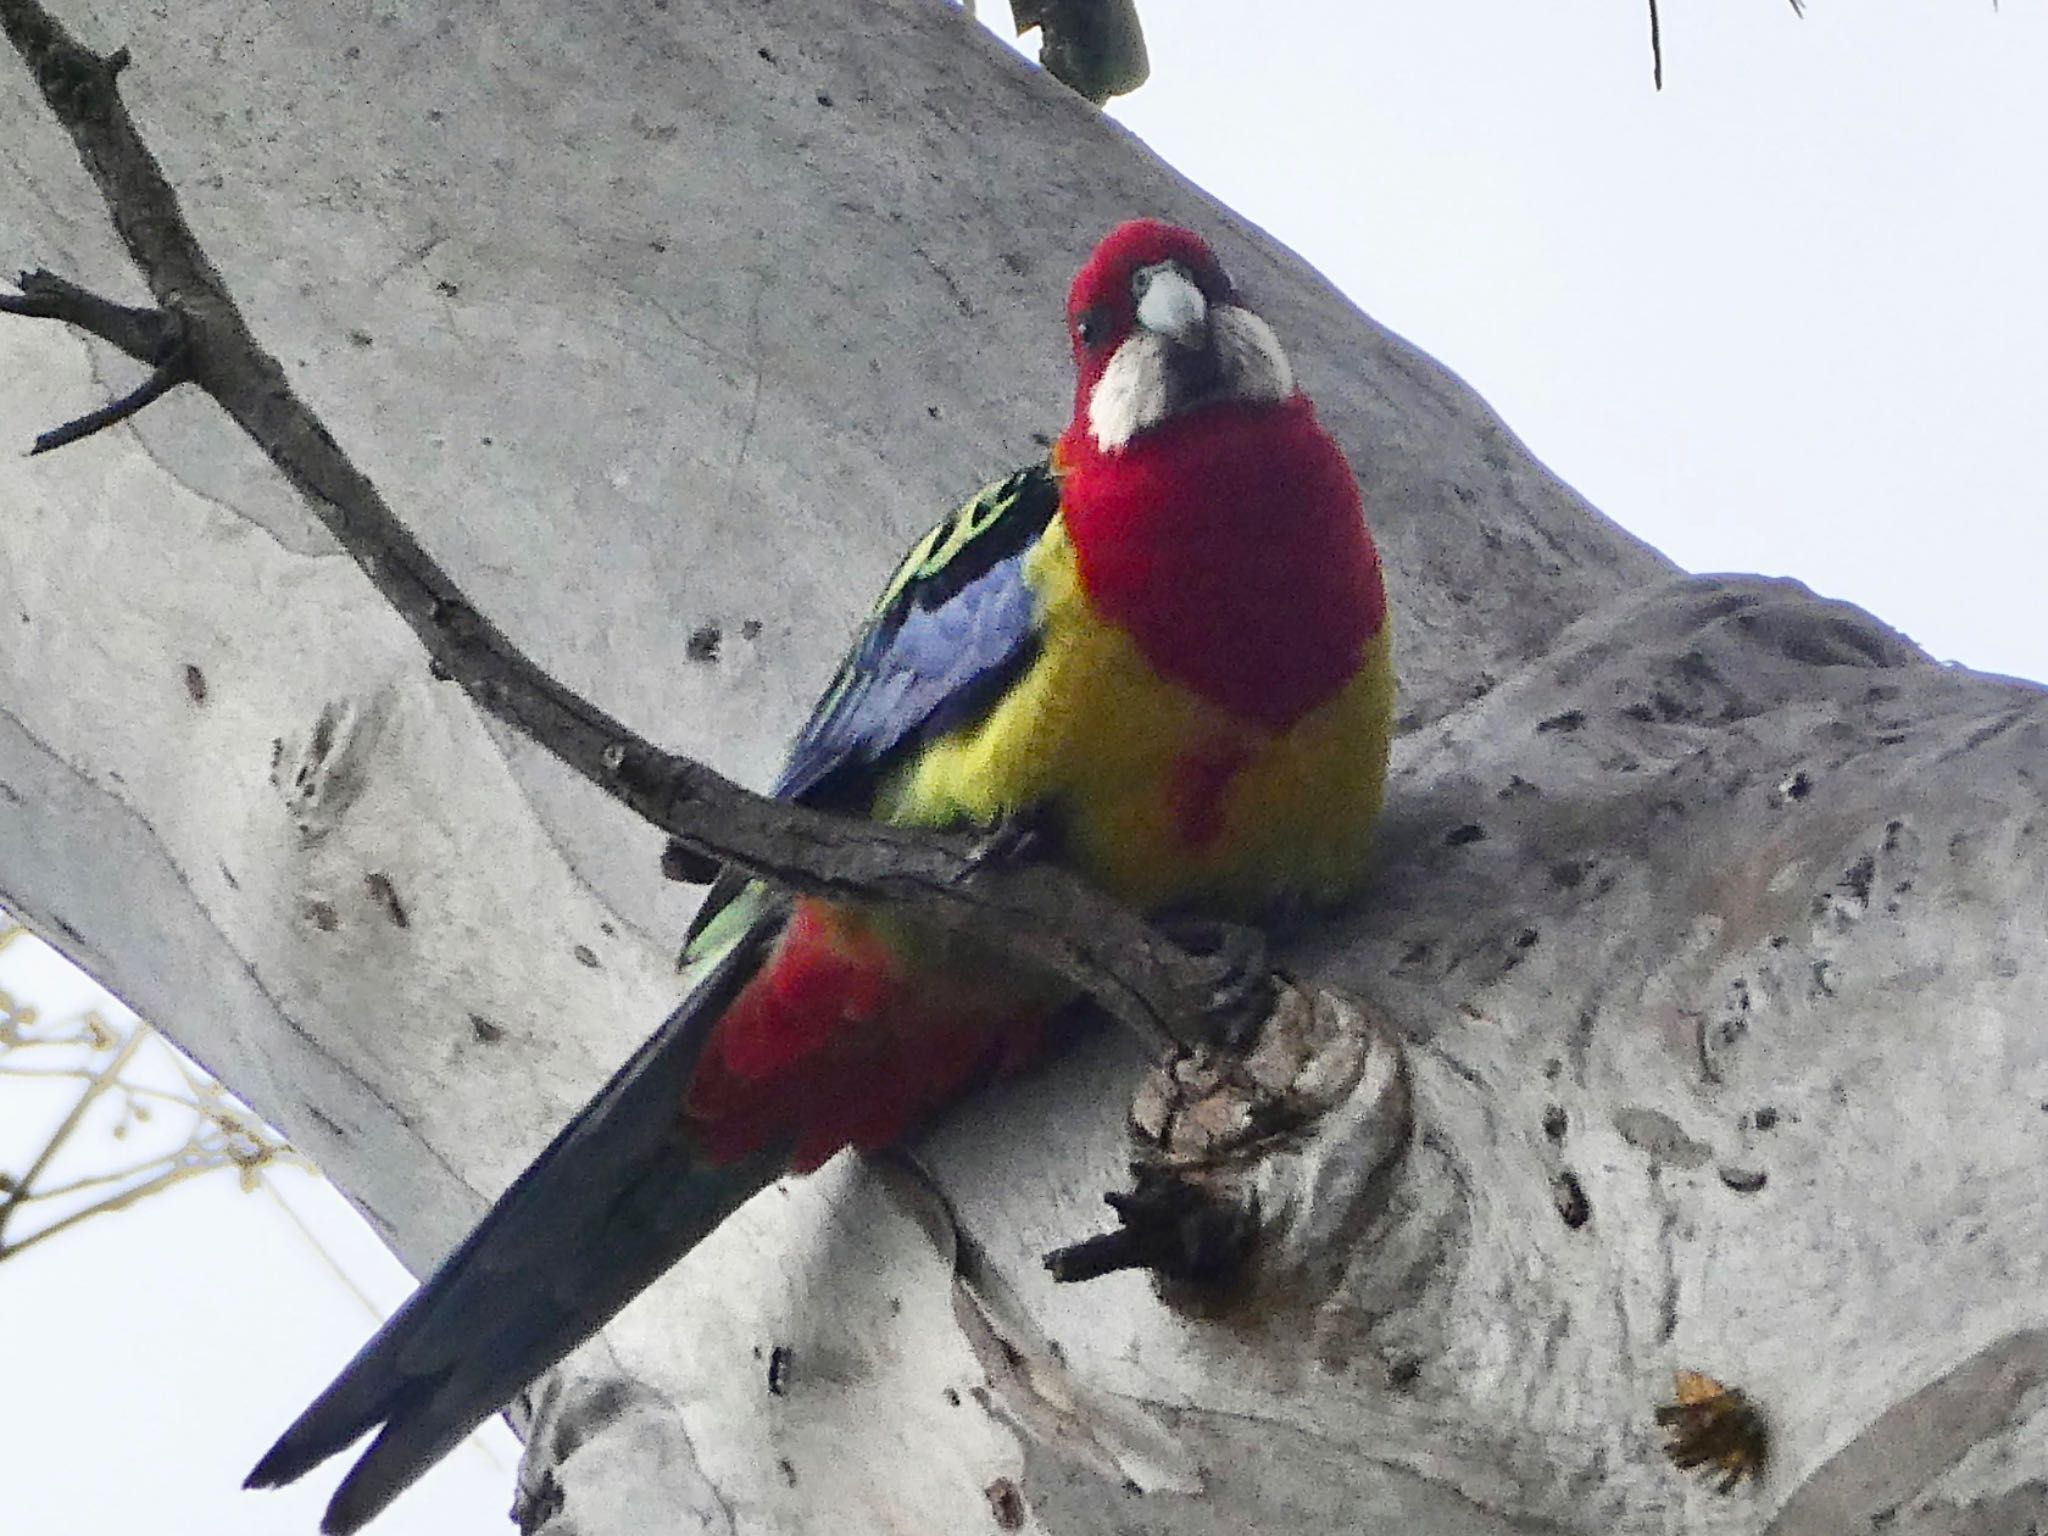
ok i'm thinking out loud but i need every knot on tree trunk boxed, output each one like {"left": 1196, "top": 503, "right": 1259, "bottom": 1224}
{"left": 1047, "top": 980, "right": 1410, "bottom": 1294}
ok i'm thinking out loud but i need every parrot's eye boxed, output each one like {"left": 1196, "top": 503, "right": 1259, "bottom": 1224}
{"left": 1073, "top": 307, "right": 1107, "bottom": 349}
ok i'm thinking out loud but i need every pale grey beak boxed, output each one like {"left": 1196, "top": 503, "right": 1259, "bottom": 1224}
{"left": 1134, "top": 263, "right": 1209, "bottom": 350}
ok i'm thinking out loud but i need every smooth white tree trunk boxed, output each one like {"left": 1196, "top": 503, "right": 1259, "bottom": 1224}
{"left": 3, "top": 2, "right": 2041, "bottom": 1531}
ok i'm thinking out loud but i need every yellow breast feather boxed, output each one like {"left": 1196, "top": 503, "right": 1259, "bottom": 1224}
{"left": 875, "top": 519, "right": 1394, "bottom": 916}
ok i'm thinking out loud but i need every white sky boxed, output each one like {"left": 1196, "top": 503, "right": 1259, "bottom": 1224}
{"left": 1107, "top": 1, "right": 2048, "bottom": 684}
{"left": 11, "top": 3, "right": 2048, "bottom": 1534}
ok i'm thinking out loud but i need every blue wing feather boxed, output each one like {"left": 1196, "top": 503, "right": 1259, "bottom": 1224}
{"left": 681, "top": 463, "right": 1059, "bottom": 945}
{"left": 775, "top": 538, "right": 1044, "bottom": 801}
{"left": 775, "top": 462, "right": 1059, "bottom": 805}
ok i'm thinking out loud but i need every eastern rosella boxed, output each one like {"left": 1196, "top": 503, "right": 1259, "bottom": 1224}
{"left": 248, "top": 219, "right": 1394, "bottom": 1533}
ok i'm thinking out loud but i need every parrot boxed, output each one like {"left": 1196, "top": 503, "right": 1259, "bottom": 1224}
{"left": 246, "top": 218, "right": 1395, "bottom": 1534}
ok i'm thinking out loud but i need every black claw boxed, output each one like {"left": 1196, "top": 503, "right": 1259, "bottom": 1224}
{"left": 1153, "top": 916, "right": 1273, "bottom": 1046}
{"left": 958, "top": 804, "right": 1064, "bottom": 878}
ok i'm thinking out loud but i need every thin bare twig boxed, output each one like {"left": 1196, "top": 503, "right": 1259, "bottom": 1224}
{"left": 1648, "top": 0, "right": 1664, "bottom": 91}
{"left": 23, "top": 1157, "right": 200, "bottom": 1203}
{"left": 0, "top": 992, "right": 309, "bottom": 1260}
{"left": 0, "top": 268, "right": 194, "bottom": 450}
{"left": 29, "top": 343, "right": 186, "bottom": 453}
{"left": 3, "top": 1161, "right": 203, "bottom": 1262}
{"left": 0, "top": 0, "right": 1264, "bottom": 1053}
{"left": 0, "top": 1024, "right": 145, "bottom": 1245}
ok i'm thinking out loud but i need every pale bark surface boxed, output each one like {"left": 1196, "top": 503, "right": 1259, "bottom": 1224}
{"left": 3, "top": 2, "right": 2042, "bottom": 1533}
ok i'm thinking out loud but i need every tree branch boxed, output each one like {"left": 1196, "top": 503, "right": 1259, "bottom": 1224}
{"left": 0, "top": 1159, "right": 209, "bottom": 1263}
{"left": 0, "top": 0, "right": 1264, "bottom": 1056}
{"left": 0, "top": 268, "right": 173, "bottom": 361}
{"left": 0, "top": 1023, "right": 145, "bottom": 1246}
{"left": 27, "top": 344, "right": 186, "bottom": 453}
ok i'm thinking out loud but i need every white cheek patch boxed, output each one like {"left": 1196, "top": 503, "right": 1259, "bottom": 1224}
{"left": 1087, "top": 331, "right": 1173, "bottom": 453}
{"left": 1085, "top": 305, "right": 1295, "bottom": 453}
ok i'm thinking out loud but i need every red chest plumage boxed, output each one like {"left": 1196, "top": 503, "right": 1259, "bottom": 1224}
{"left": 1056, "top": 397, "right": 1386, "bottom": 732}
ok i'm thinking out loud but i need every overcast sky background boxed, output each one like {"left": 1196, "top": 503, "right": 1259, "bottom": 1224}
{"left": 10, "top": 2, "right": 2046, "bottom": 1532}
{"left": 1116, "top": 0, "right": 2046, "bottom": 685}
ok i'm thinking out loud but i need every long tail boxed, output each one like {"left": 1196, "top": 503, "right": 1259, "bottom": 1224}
{"left": 246, "top": 895, "right": 790, "bottom": 1536}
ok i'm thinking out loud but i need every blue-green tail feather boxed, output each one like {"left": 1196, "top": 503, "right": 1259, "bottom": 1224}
{"left": 246, "top": 894, "right": 788, "bottom": 1535}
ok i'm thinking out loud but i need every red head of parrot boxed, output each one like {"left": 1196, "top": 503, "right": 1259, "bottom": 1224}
{"left": 1053, "top": 219, "right": 1387, "bottom": 732}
